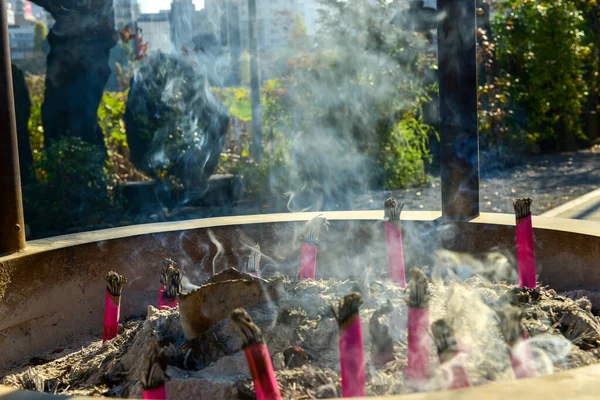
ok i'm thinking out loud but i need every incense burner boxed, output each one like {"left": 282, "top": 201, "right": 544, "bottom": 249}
{"left": 0, "top": 211, "right": 599, "bottom": 398}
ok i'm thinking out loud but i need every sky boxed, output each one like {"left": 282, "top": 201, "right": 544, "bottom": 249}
{"left": 139, "top": 0, "right": 205, "bottom": 13}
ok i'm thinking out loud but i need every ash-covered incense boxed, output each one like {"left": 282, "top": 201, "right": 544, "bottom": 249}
{"left": 103, "top": 271, "right": 127, "bottom": 343}
{"left": 141, "top": 343, "right": 169, "bottom": 392}
{"left": 160, "top": 259, "right": 177, "bottom": 288}
{"left": 230, "top": 308, "right": 282, "bottom": 400}
{"left": 513, "top": 198, "right": 537, "bottom": 289}
{"left": 247, "top": 244, "right": 262, "bottom": 277}
{"left": 301, "top": 215, "right": 329, "bottom": 246}
{"left": 105, "top": 271, "right": 128, "bottom": 305}
{"left": 163, "top": 268, "right": 183, "bottom": 300}
{"left": 497, "top": 304, "right": 538, "bottom": 379}
{"left": 431, "top": 319, "right": 471, "bottom": 389}
{"left": 384, "top": 198, "right": 407, "bottom": 287}
{"left": 406, "top": 268, "right": 430, "bottom": 386}
{"left": 299, "top": 215, "right": 329, "bottom": 280}
{"left": 332, "top": 292, "right": 366, "bottom": 397}
{"left": 369, "top": 300, "right": 395, "bottom": 368}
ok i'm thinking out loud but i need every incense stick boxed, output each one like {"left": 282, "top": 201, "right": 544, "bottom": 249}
{"left": 369, "top": 300, "right": 395, "bottom": 368}
{"left": 514, "top": 198, "right": 536, "bottom": 289}
{"left": 431, "top": 319, "right": 471, "bottom": 389}
{"left": 141, "top": 342, "right": 169, "bottom": 400}
{"left": 159, "top": 259, "right": 176, "bottom": 309}
{"left": 299, "top": 215, "right": 329, "bottom": 280}
{"left": 247, "top": 244, "right": 262, "bottom": 277}
{"left": 230, "top": 309, "right": 282, "bottom": 400}
{"left": 103, "top": 271, "right": 127, "bottom": 343}
{"left": 497, "top": 305, "right": 538, "bottom": 379}
{"left": 406, "top": 268, "right": 430, "bottom": 386}
{"left": 384, "top": 198, "right": 406, "bottom": 287}
{"left": 332, "top": 293, "right": 366, "bottom": 398}
{"left": 160, "top": 267, "right": 182, "bottom": 309}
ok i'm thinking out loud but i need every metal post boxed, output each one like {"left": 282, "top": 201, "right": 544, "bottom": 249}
{"left": 437, "top": 0, "right": 480, "bottom": 220}
{"left": 248, "top": 0, "right": 263, "bottom": 162}
{"left": 0, "top": 0, "right": 26, "bottom": 255}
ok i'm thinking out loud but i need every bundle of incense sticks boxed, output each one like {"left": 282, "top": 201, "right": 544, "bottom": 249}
{"left": 160, "top": 267, "right": 182, "bottom": 309}
{"left": 332, "top": 293, "right": 366, "bottom": 397}
{"left": 514, "top": 198, "right": 536, "bottom": 289}
{"left": 230, "top": 308, "right": 282, "bottom": 400}
{"left": 431, "top": 319, "right": 471, "bottom": 389}
{"left": 103, "top": 271, "right": 128, "bottom": 343}
{"left": 141, "top": 342, "right": 169, "bottom": 400}
{"left": 384, "top": 198, "right": 406, "bottom": 287}
{"left": 299, "top": 215, "right": 329, "bottom": 280}
{"left": 406, "top": 268, "right": 431, "bottom": 386}
{"left": 247, "top": 244, "right": 262, "bottom": 277}
{"left": 369, "top": 300, "right": 395, "bottom": 368}
{"left": 497, "top": 305, "right": 538, "bottom": 379}
{"left": 158, "top": 259, "right": 176, "bottom": 307}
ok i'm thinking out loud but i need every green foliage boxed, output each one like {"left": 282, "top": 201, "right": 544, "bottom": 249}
{"left": 493, "top": 0, "right": 591, "bottom": 151}
{"left": 289, "top": 12, "right": 309, "bottom": 49}
{"left": 33, "top": 22, "right": 47, "bottom": 52}
{"left": 23, "top": 137, "right": 110, "bottom": 233}
{"left": 214, "top": 86, "right": 252, "bottom": 121}
{"left": 24, "top": 73, "right": 45, "bottom": 167}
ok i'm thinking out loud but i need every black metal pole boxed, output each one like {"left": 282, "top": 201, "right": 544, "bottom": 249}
{"left": 248, "top": 0, "right": 263, "bottom": 162}
{"left": 0, "top": 0, "right": 26, "bottom": 254}
{"left": 437, "top": 0, "right": 480, "bottom": 220}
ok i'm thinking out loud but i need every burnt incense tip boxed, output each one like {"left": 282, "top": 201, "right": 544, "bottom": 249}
{"left": 407, "top": 268, "right": 429, "bottom": 308}
{"left": 302, "top": 215, "right": 329, "bottom": 245}
{"left": 160, "top": 258, "right": 177, "bottom": 286}
{"left": 140, "top": 342, "right": 169, "bottom": 391}
{"left": 247, "top": 244, "right": 261, "bottom": 275}
{"left": 164, "top": 267, "right": 183, "bottom": 299}
{"left": 331, "top": 292, "right": 363, "bottom": 330}
{"left": 105, "top": 271, "right": 128, "bottom": 297}
{"left": 384, "top": 197, "right": 404, "bottom": 221}
{"left": 513, "top": 198, "right": 533, "bottom": 220}
{"left": 497, "top": 305, "right": 525, "bottom": 347}
{"left": 431, "top": 319, "right": 458, "bottom": 363}
{"left": 230, "top": 308, "right": 264, "bottom": 348}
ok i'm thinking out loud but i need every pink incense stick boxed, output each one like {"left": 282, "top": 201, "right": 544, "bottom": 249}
{"left": 231, "top": 308, "right": 282, "bottom": 400}
{"left": 103, "top": 271, "right": 127, "bottom": 343}
{"left": 498, "top": 305, "right": 538, "bottom": 379}
{"left": 332, "top": 293, "right": 366, "bottom": 397}
{"left": 246, "top": 243, "right": 262, "bottom": 278}
{"left": 299, "top": 215, "right": 329, "bottom": 280}
{"left": 141, "top": 342, "right": 169, "bottom": 400}
{"left": 514, "top": 198, "right": 536, "bottom": 289}
{"left": 406, "top": 269, "right": 430, "bottom": 385}
{"left": 158, "top": 259, "right": 176, "bottom": 309}
{"left": 159, "top": 265, "right": 182, "bottom": 309}
{"left": 432, "top": 319, "right": 471, "bottom": 390}
{"left": 384, "top": 198, "right": 406, "bottom": 287}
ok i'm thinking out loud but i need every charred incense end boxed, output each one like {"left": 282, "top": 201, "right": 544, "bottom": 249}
{"left": 230, "top": 308, "right": 265, "bottom": 349}
{"left": 247, "top": 244, "right": 262, "bottom": 275}
{"left": 513, "top": 198, "right": 533, "bottom": 222}
{"left": 431, "top": 319, "right": 458, "bottom": 363}
{"left": 331, "top": 292, "right": 363, "bottom": 331}
{"left": 497, "top": 305, "right": 525, "bottom": 347}
{"left": 105, "top": 271, "right": 128, "bottom": 303}
{"left": 384, "top": 197, "right": 404, "bottom": 222}
{"left": 140, "top": 342, "right": 169, "bottom": 391}
{"left": 369, "top": 300, "right": 394, "bottom": 363}
{"left": 407, "top": 268, "right": 430, "bottom": 308}
{"left": 160, "top": 258, "right": 177, "bottom": 287}
{"left": 302, "top": 215, "right": 330, "bottom": 245}
{"left": 164, "top": 267, "right": 183, "bottom": 300}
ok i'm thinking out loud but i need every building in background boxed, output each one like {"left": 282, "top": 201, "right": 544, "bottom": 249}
{"left": 170, "top": 0, "right": 195, "bottom": 50}
{"left": 8, "top": 24, "right": 35, "bottom": 61}
{"left": 114, "top": 0, "right": 140, "bottom": 28}
{"left": 136, "top": 13, "right": 172, "bottom": 54}
{"left": 7, "top": 2, "right": 15, "bottom": 25}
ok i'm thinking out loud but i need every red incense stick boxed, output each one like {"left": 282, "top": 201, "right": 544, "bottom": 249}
{"left": 141, "top": 342, "right": 169, "bottom": 400}
{"left": 158, "top": 259, "right": 176, "bottom": 309}
{"left": 369, "top": 300, "right": 395, "bottom": 368}
{"left": 103, "top": 271, "right": 127, "bottom": 343}
{"left": 384, "top": 198, "right": 406, "bottom": 287}
{"left": 230, "top": 308, "right": 282, "bottom": 400}
{"left": 247, "top": 244, "right": 262, "bottom": 277}
{"left": 514, "top": 198, "right": 536, "bottom": 289}
{"left": 299, "top": 215, "right": 329, "bottom": 280}
{"left": 431, "top": 319, "right": 471, "bottom": 389}
{"left": 498, "top": 305, "right": 538, "bottom": 379}
{"left": 332, "top": 293, "right": 366, "bottom": 398}
{"left": 406, "top": 268, "right": 431, "bottom": 385}
{"left": 159, "top": 266, "right": 182, "bottom": 309}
